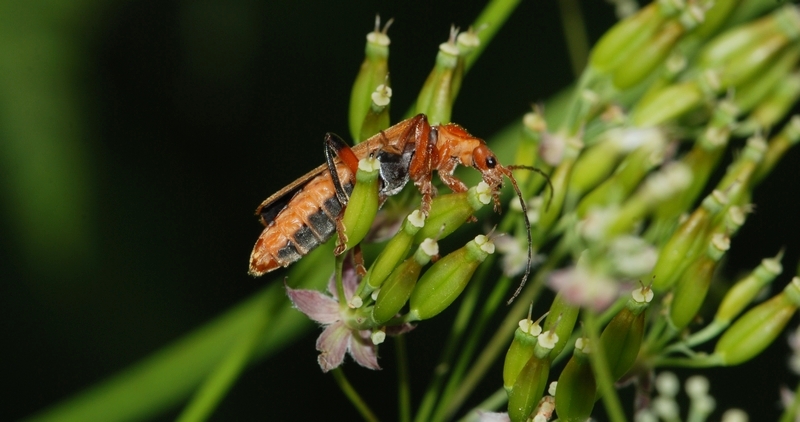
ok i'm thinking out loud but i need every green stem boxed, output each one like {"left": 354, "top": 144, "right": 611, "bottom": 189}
{"left": 414, "top": 265, "right": 485, "bottom": 422}
{"left": 465, "top": 0, "right": 524, "bottom": 71}
{"left": 396, "top": 335, "right": 412, "bottom": 422}
{"left": 175, "top": 296, "right": 271, "bottom": 422}
{"left": 331, "top": 368, "right": 380, "bottom": 422}
{"left": 557, "top": 0, "right": 589, "bottom": 77}
{"left": 584, "top": 310, "right": 628, "bottom": 422}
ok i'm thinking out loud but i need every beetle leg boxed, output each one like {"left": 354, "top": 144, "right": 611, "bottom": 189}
{"left": 437, "top": 158, "right": 468, "bottom": 193}
{"left": 352, "top": 245, "right": 367, "bottom": 276}
{"left": 408, "top": 122, "right": 436, "bottom": 215}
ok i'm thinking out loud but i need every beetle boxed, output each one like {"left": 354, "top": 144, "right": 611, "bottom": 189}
{"left": 249, "top": 114, "right": 548, "bottom": 298}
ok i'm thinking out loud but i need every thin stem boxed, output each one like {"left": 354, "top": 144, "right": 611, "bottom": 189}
{"left": 396, "top": 335, "right": 412, "bottom": 422}
{"left": 465, "top": 0, "right": 524, "bottom": 71}
{"left": 331, "top": 368, "right": 380, "bottom": 422}
{"left": 557, "top": 0, "right": 589, "bottom": 78}
{"left": 584, "top": 310, "right": 628, "bottom": 422}
{"left": 431, "top": 274, "right": 513, "bottom": 421}
{"left": 335, "top": 253, "right": 347, "bottom": 307}
{"left": 414, "top": 268, "right": 485, "bottom": 422}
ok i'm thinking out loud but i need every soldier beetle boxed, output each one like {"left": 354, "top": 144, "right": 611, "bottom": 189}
{"left": 249, "top": 114, "right": 548, "bottom": 299}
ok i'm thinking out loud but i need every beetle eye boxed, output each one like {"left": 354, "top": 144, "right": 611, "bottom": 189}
{"left": 485, "top": 156, "right": 497, "bottom": 169}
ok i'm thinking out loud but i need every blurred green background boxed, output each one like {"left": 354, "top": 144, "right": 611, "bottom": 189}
{"left": 3, "top": 1, "right": 800, "bottom": 420}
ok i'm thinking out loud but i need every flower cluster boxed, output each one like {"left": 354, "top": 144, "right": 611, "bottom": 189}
{"left": 282, "top": 2, "right": 800, "bottom": 421}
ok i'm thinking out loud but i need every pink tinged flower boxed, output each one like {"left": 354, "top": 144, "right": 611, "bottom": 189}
{"left": 547, "top": 266, "right": 619, "bottom": 312}
{"left": 285, "top": 265, "right": 380, "bottom": 372}
{"left": 474, "top": 411, "right": 510, "bottom": 422}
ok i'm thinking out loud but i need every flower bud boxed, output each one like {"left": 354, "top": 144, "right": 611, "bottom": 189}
{"left": 504, "top": 316, "right": 545, "bottom": 390}
{"left": 362, "top": 210, "right": 425, "bottom": 292}
{"left": 669, "top": 233, "right": 730, "bottom": 330}
{"left": 536, "top": 138, "right": 582, "bottom": 240}
{"left": 631, "top": 75, "right": 716, "bottom": 126}
{"left": 507, "top": 331, "right": 556, "bottom": 422}
{"left": 743, "top": 71, "right": 800, "bottom": 136}
{"left": 338, "top": 157, "right": 381, "bottom": 253}
{"left": 715, "top": 134, "right": 766, "bottom": 207}
{"left": 349, "top": 18, "right": 391, "bottom": 141}
{"left": 569, "top": 127, "right": 664, "bottom": 199}
{"left": 407, "top": 234, "right": 494, "bottom": 320}
{"left": 414, "top": 182, "right": 491, "bottom": 242}
{"left": 508, "top": 354, "right": 551, "bottom": 422}
{"left": 611, "top": 20, "right": 685, "bottom": 90}
{"left": 415, "top": 28, "right": 463, "bottom": 125}
{"left": 371, "top": 239, "right": 437, "bottom": 325}
{"left": 697, "top": 11, "right": 777, "bottom": 69}
{"left": 576, "top": 134, "right": 667, "bottom": 217}
{"left": 651, "top": 189, "right": 727, "bottom": 292}
{"left": 589, "top": 3, "right": 665, "bottom": 73}
{"left": 515, "top": 109, "right": 547, "bottom": 190}
{"left": 714, "top": 277, "right": 800, "bottom": 366}
{"left": 602, "top": 162, "right": 692, "bottom": 238}
{"left": 542, "top": 292, "right": 581, "bottom": 360}
{"left": 716, "top": 23, "right": 798, "bottom": 91}
{"left": 358, "top": 83, "right": 392, "bottom": 141}
{"left": 599, "top": 290, "right": 650, "bottom": 382}
{"left": 733, "top": 47, "right": 800, "bottom": 115}
{"left": 754, "top": 115, "right": 800, "bottom": 183}
{"left": 715, "top": 250, "right": 784, "bottom": 326}
{"left": 555, "top": 338, "right": 596, "bottom": 422}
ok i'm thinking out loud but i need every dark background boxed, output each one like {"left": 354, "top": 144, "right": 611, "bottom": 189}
{"left": 3, "top": 1, "right": 800, "bottom": 420}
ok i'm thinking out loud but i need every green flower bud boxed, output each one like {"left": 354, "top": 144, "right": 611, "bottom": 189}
{"left": 754, "top": 115, "right": 800, "bottom": 183}
{"left": 691, "top": 0, "right": 741, "bottom": 41}
{"left": 599, "top": 295, "right": 648, "bottom": 382}
{"left": 744, "top": 71, "right": 800, "bottom": 135}
{"left": 733, "top": 46, "right": 800, "bottom": 115}
{"left": 669, "top": 233, "right": 730, "bottom": 330}
{"left": 715, "top": 134, "right": 766, "bottom": 206}
{"left": 576, "top": 134, "right": 667, "bottom": 217}
{"left": 415, "top": 29, "right": 462, "bottom": 125}
{"left": 668, "top": 100, "right": 736, "bottom": 214}
{"left": 589, "top": 3, "right": 666, "bottom": 73}
{"left": 349, "top": 18, "right": 391, "bottom": 141}
{"left": 569, "top": 127, "right": 665, "bottom": 199}
{"left": 542, "top": 292, "right": 581, "bottom": 360}
{"left": 715, "top": 250, "right": 784, "bottom": 326}
{"left": 504, "top": 316, "right": 545, "bottom": 391}
{"left": 507, "top": 330, "right": 557, "bottom": 422}
{"left": 362, "top": 210, "right": 426, "bottom": 292}
{"left": 721, "top": 42, "right": 784, "bottom": 92}
{"left": 555, "top": 338, "right": 596, "bottom": 422}
{"left": 536, "top": 137, "right": 582, "bottom": 240}
{"left": 515, "top": 109, "right": 547, "bottom": 190}
{"left": 371, "top": 239, "right": 437, "bottom": 325}
{"left": 508, "top": 354, "right": 551, "bottom": 422}
{"left": 414, "top": 182, "right": 491, "bottom": 242}
{"left": 697, "top": 10, "right": 778, "bottom": 69}
{"left": 612, "top": 20, "right": 685, "bottom": 90}
{"left": 602, "top": 162, "right": 692, "bottom": 238}
{"left": 359, "top": 83, "right": 392, "bottom": 141}
{"left": 714, "top": 276, "right": 800, "bottom": 366}
{"left": 651, "top": 190, "right": 727, "bottom": 292}
{"left": 338, "top": 158, "right": 381, "bottom": 253}
{"left": 408, "top": 234, "right": 495, "bottom": 320}
{"left": 631, "top": 74, "right": 717, "bottom": 126}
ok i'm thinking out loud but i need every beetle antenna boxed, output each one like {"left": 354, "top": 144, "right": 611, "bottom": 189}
{"left": 500, "top": 167, "right": 533, "bottom": 304}
{"left": 506, "top": 164, "right": 554, "bottom": 212}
